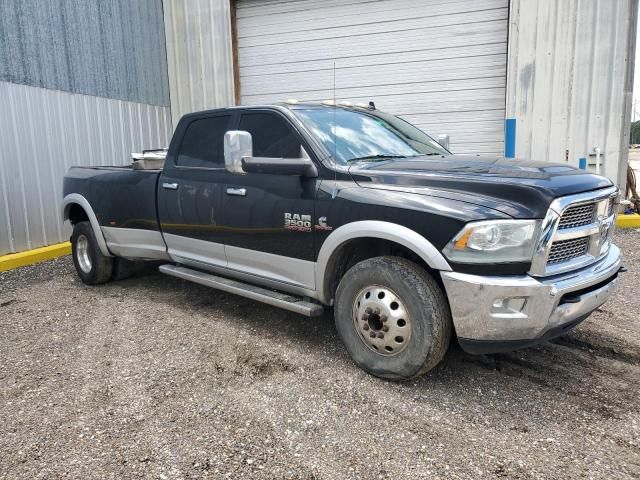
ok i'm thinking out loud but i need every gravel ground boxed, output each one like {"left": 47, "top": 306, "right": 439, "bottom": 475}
{"left": 1, "top": 231, "right": 639, "bottom": 479}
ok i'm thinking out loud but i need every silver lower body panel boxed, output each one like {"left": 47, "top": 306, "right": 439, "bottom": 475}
{"left": 102, "top": 227, "right": 170, "bottom": 260}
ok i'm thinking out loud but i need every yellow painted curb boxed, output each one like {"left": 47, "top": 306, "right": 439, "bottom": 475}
{"left": 616, "top": 214, "right": 640, "bottom": 228}
{"left": 0, "top": 242, "right": 71, "bottom": 272}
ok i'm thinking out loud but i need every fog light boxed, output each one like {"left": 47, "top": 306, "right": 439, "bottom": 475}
{"left": 491, "top": 297, "right": 527, "bottom": 314}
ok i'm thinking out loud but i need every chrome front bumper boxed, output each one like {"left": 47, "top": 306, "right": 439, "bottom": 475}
{"left": 441, "top": 244, "right": 621, "bottom": 353}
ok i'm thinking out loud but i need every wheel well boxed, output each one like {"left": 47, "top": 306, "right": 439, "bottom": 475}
{"left": 323, "top": 237, "right": 443, "bottom": 304}
{"left": 67, "top": 203, "right": 89, "bottom": 225}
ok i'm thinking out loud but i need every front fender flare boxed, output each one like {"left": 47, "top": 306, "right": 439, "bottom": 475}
{"left": 315, "top": 220, "right": 451, "bottom": 304}
{"left": 62, "top": 193, "right": 112, "bottom": 257}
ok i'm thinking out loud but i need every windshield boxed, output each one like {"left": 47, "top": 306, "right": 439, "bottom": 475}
{"left": 292, "top": 107, "right": 449, "bottom": 164}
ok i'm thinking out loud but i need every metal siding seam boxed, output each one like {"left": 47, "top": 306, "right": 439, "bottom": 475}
{"left": 82, "top": 94, "right": 91, "bottom": 166}
{"left": 117, "top": 100, "right": 126, "bottom": 165}
{"left": 602, "top": 0, "right": 620, "bottom": 182}
{"left": 0, "top": 86, "right": 15, "bottom": 252}
{"left": 28, "top": 86, "right": 48, "bottom": 245}
{"left": 95, "top": 96, "right": 104, "bottom": 166}
{"left": 137, "top": 102, "right": 144, "bottom": 152}
{"left": 41, "top": 90, "right": 63, "bottom": 242}
{"left": 56, "top": 92, "right": 69, "bottom": 177}
{"left": 619, "top": 0, "right": 638, "bottom": 189}
{"left": 584, "top": 0, "right": 599, "bottom": 168}
{"left": 566, "top": 0, "right": 580, "bottom": 168}
{"left": 154, "top": 106, "right": 161, "bottom": 148}
{"left": 197, "top": 0, "right": 206, "bottom": 110}
{"left": 106, "top": 98, "right": 116, "bottom": 166}
{"left": 9, "top": 84, "right": 32, "bottom": 249}
{"left": 184, "top": 2, "right": 195, "bottom": 114}
{"left": 147, "top": 104, "right": 154, "bottom": 148}
{"left": 127, "top": 101, "right": 135, "bottom": 154}
{"left": 71, "top": 93, "right": 82, "bottom": 167}
{"left": 544, "top": 0, "right": 560, "bottom": 163}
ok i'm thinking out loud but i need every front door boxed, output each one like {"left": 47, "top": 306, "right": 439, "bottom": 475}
{"left": 157, "top": 112, "right": 234, "bottom": 268}
{"left": 221, "top": 110, "right": 318, "bottom": 290}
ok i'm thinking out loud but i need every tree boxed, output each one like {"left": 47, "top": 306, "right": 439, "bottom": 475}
{"left": 630, "top": 120, "right": 640, "bottom": 145}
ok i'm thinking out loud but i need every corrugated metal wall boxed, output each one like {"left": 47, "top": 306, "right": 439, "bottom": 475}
{"left": 235, "top": 0, "right": 509, "bottom": 155}
{"left": 0, "top": 81, "right": 171, "bottom": 255}
{"left": 163, "top": 0, "right": 236, "bottom": 127}
{"left": 506, "top": 0, "right": 637, "bottom": 187}
{"left": 0, "top": 0, "right": 169, "bottom": 107}
{"left": 0, "top": 0, "right": 172, "bottom": 255}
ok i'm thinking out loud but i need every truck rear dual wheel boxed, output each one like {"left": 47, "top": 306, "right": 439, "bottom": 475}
{"left": 71, "top": 221, "right": 113, "bottom": 285}
{"left": 335, "top": 256, "right": 452, "bottom": 380}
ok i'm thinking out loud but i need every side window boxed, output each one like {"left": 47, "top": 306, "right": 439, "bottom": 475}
{"left": 176, "top": 115, "right": 231, "bottom": 167}
{"left": 239, "top": 112, "right": 302, "bottom": 158}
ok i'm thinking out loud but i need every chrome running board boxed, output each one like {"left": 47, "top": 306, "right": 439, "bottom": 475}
{"left": 159, "top": 264, "right": 324, "bottom": 317}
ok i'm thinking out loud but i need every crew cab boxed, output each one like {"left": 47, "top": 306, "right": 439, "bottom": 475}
{"left": 62, "top": 103, "right": 622, "bottom": 379}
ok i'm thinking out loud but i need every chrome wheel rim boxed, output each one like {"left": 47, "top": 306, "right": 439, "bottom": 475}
{"left": 76, "top": 234, "right": 92, "bottom": 274}
{"left": 352, "top": 285, "right": 411, "bottom": 356}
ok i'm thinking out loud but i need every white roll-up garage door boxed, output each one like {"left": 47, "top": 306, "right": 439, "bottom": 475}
{"left": 236, "top": 0, "right": 508, "bottom": 155}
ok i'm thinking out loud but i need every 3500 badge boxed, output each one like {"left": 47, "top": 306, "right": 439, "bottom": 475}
{"left": 284, "top": 213, "right": 312, "bottom": 232}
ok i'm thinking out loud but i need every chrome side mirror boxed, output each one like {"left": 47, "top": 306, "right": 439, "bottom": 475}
{"left": 437, "top": 134, "right": 450, "bottom": 150}
{"left": 224, "top": 130, "right": 252, "bottom": 174}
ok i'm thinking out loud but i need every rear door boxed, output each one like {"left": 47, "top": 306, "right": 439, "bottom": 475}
{"left": 158, "top": 112, "right": 235, "bottom": 268}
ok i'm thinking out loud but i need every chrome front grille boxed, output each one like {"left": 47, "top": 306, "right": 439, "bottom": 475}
{"left": 547, "top": 237, "right": 589, "bottom": 264}
{"left": 557, "top": 204, "right": 595, "bottom": 230}
{"left": 529, "top": 186, "right": 618, "bottom": 277}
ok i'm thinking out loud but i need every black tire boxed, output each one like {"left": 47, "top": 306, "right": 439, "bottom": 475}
{"left": 71, "top": 221, "right": 113, "bottom": 285}
{"left": 334, "top": 256, "right": 452, "bottom": 380}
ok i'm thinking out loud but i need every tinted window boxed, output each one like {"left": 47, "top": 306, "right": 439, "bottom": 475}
{"left": 177, "top": 115, "right": 230, "bottom": 167}
{"left": 239, "top": 112, "right": 302, "bottom": 158}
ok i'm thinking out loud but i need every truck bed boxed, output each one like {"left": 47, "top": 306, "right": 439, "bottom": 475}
{"left": 63, "top": 166, "right": 161, "bottom": 231}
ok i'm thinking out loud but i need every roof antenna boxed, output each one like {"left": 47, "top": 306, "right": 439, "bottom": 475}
{"left": 332, "top": 61, "right": 338, "bottom": 199}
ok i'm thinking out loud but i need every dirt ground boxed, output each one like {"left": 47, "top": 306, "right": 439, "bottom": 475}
{"left": 1, "top": 231, "right": 639, "bottom": 479}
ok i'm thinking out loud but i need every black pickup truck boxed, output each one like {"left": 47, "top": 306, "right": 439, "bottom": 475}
{"left": 63, "top": 102, "right": 622, "bottom": 379}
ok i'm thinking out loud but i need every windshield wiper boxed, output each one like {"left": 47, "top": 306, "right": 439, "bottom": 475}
{"left": 346, "top": 154, "right": 411, "bottom": 163}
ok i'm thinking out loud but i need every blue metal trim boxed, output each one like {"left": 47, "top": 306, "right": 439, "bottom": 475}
{"left": 504, "top": 118, "right": 516, "bottom": 158}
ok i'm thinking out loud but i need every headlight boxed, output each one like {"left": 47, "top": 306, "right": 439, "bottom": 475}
{"left": 442, "top": 220, "right": 540, "bottom": 263}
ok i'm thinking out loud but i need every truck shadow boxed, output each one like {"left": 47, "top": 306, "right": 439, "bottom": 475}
{"left": 114, "top": 268, "right": 640, "bottom": 423}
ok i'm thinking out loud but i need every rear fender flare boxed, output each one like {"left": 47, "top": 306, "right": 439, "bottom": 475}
{"left": 62, "top": 193, "right": 112, "bottom": 257}
{"left": 315, "top": 220, "right": 452, "bottom": 304}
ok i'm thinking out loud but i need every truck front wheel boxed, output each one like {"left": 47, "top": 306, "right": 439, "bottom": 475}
{"left": 334, "top": 256, "right": 452, "bottom": 380}
{"left": 71, "top": 221, "right": 113, "bottom": 285}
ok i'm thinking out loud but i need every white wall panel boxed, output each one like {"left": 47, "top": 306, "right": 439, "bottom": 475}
{"left": 0, "top": 81, "right": 171, "bottom": 255}
{"left": 506, "top": 0, "right": 637, "bottom": 187}
{"left": 163, "top": 0, "right": 236, "bottom": 128}
{"left": 236, "top": 0, "right": 509, "bottom": 155}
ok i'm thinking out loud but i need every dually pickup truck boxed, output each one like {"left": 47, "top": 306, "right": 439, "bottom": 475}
{"left": 63, "top": 102, "right": 622, "bottom": 379}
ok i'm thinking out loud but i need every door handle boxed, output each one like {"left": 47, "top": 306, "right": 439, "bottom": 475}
{"left": 162, "top": 182, "right": 179, "bottom": 190}
{"left": 226, "top": 187, "right": 246, "bottom": 197}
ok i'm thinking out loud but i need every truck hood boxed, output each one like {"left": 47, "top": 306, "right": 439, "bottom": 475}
{"left": 348, "top": 155, "right": 613, "bottom": 218}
